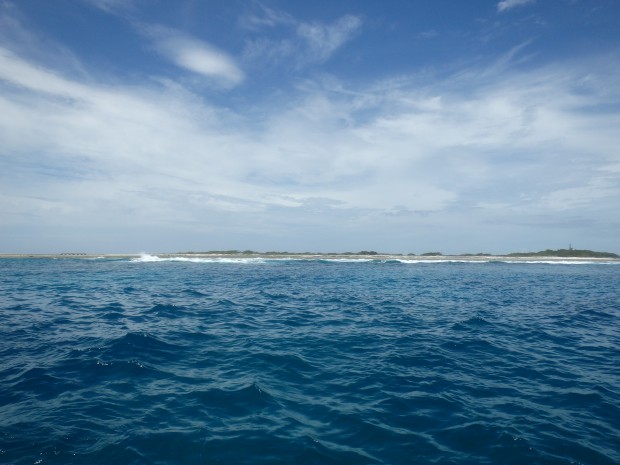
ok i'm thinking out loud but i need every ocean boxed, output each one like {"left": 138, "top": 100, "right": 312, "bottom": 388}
{"left": 0, "top": 256, "right": 618, "bottom": 465}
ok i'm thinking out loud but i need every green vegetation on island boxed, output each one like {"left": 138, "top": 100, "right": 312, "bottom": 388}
{"left": 506, "top": 249, "right": 618, "bottom": 258}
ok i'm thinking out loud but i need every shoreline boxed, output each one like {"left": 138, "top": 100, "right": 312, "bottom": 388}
{"left": 0, "top": 253, "right": 618, "bottom": 263}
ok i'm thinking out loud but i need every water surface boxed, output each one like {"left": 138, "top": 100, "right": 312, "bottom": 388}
{"left": 1, "top": 257, "right": 618, "bottom": 464}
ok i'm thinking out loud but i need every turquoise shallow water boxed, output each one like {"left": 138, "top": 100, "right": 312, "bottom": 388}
{"left": 0, "top": 257, "right": 619, "bottom": 464}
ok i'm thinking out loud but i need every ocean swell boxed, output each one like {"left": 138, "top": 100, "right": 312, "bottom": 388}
{"left": 0, "top": 258, "right": 618, "bottom": 464}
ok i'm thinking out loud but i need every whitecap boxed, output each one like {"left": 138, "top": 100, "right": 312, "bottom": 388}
{"left": 131, "top": 254, "right": 267, "bottom": 264}
{"left": 396, "top": 259, "right": 490, "bottom": 264}
{"left": 131, "top": 253, "right": 163, "bottom": 262}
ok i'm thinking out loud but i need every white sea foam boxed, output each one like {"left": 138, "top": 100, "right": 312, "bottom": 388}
{"left": 133, "top": 253, "right": 163, "bottom": 262}
{"left": 396, "top": 259, "right": 489, "bottom": 264}
{"left": 131, "top": 254, "right": 267, "bottom": 264}
{"left": 129, "top": 254, "right": 618, "bottom": 265}
{"left": 502, "top": 260, "right": 619, "bottom": 265}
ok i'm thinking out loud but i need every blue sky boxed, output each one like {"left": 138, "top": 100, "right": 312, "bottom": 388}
{"left": 1, "top": 0, "right": 619, "bottom": 254}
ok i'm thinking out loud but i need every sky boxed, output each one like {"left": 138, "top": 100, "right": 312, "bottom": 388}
{"left": 1, "top": 0, "right": 619, "bottom": 254}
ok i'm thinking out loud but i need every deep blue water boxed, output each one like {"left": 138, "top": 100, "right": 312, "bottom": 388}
{"left": 0, "top": 256, "right": 619, "bottom": 465}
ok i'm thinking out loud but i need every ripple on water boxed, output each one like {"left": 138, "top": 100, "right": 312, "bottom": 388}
{"left": 0, "top": 259, "right": 618, "bottom": 464}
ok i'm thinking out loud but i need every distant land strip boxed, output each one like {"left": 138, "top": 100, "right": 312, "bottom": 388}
{"left": 0, "top": 249, "right": 618, "bottom": 261}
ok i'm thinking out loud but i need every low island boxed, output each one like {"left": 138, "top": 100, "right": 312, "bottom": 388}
{"left": 1, "top": 248, "right": 618, "bottom": 262}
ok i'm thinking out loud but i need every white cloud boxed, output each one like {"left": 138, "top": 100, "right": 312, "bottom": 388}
{"left": 0, "top": 47, "right": 86, "bottom": 98}
{"left": 239, "top": 5, "right": 295, "bottom": 30}
{"left": 497, "top": 0, "right": 536, "bottom": 13}
{"left": 540, "top": 179, "right": 620, "bottom": 211}
{"left": 242, "top": 12, "right": 362, "bottom": 67}
{"left": 1, "top": 38, "right": 619, "bottom": 252}
{"left": 242, "top": 37, "right": 296, "bottom": 65}
{"left": 82, "top": 0, "right": 137, "bottom": 14}
{"left": 417, "top": 30, "right": 438, "bottom": 39}
{"left": 145, "top": 27, "right": 244, "bottom": 86}
{"left": 297, "top": 15, "right": 362, "bottom": 63}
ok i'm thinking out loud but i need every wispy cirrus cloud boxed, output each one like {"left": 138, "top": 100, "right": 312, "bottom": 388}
{"left": 497, "top": 0, "right": 536, "bottom": 13}
{"left": 242, "top": 7, "right": 362, "bottom": 67}
{"left": 296, "top": 15, "right": 362, "bottom": 63}
{"left": 239, "top": 5, "right": 295, "bottom": 30}
{"left": 1, "top": 1, "right": 619, "bottom": 253}
{"left": 4, "top": 41, "right": 617, "bottom": 218}
{"left": 81, "top": 0, "right": 138, "bottom": 14}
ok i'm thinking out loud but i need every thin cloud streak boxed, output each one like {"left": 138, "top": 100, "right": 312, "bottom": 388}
{"left": 242, "top": 9, "right": 362, "bottom": 67}
{"left": 81, "top": 0, "right": 138, "bottom": 14}
{"left": 497, "top": 0, "right": 536, "bottom": 13}
{"left": 296, "top": 15, "right": 362, "bottom": 63}
{"left": 239, "top": 5, "right": 295, "bottom": 30}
